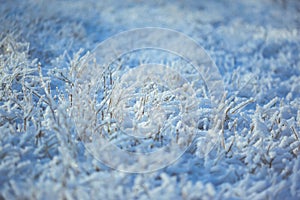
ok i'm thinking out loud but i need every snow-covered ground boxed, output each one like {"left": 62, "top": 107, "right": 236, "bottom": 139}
{"left": 1, "top": 0, "right": 300, "bottom": 199}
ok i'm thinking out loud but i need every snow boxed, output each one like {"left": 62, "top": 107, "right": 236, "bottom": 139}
{"left": 1, "top": 0, "right": 300, "bottom": 199}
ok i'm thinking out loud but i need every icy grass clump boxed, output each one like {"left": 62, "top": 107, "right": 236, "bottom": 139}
{"left": 70, "top": 44, "right": 213, "bottom": 172}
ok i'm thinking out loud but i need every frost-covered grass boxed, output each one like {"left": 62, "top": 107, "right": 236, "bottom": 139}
{"left": 1, "top": 0, "right": 300, "bottom": 199}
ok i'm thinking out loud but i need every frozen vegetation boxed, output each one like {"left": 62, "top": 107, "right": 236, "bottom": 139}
{"left": 0, "top": 0, "right": 300, "bottom": 199}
